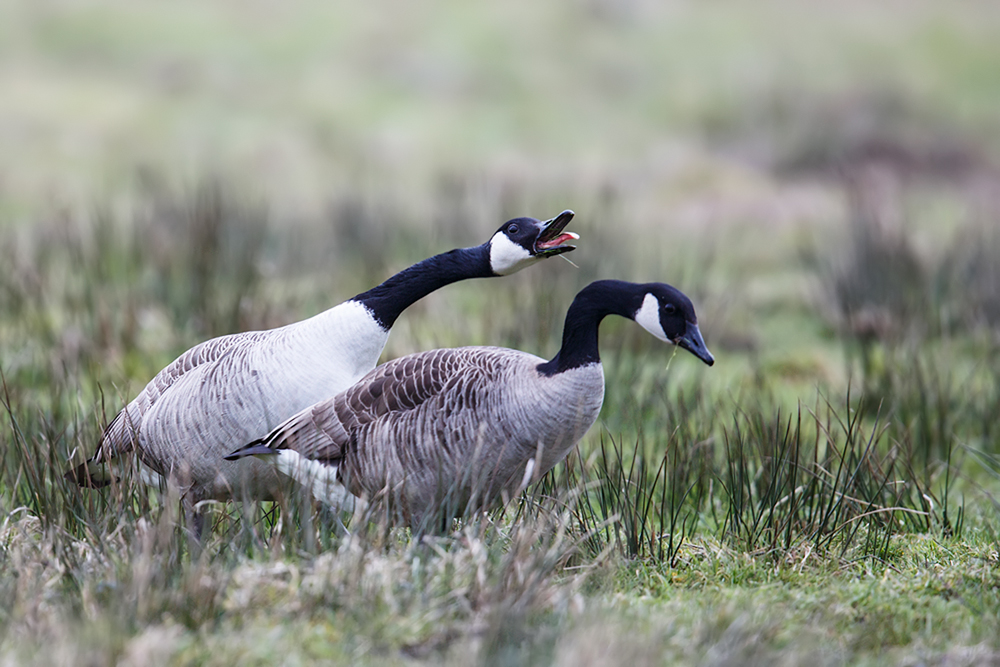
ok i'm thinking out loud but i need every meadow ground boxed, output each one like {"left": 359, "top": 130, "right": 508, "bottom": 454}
{"left": 3, "top": 1, "right": 1000, "bottom": 664}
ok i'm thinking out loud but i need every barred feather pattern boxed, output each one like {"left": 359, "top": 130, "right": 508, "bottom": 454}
{"left": 90, "top": 301, "right": 388, "bottom": 501}
{"left": 96, "top": 329, "right": 270, "bottom": 463}
{"left": 242, "top": 346, "right": 604, "bottom": 526}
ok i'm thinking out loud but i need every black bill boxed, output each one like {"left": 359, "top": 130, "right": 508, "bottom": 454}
{"left": 676, "top": 322, "right": 715, "bottom": 366}
{"left": 533, "top": 210, "right": 579, "bottom": 257}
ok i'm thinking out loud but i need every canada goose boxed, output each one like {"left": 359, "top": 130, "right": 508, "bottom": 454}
{"left": 68, "top": 211, "right": 579, "bottom": 536}
{"left": 225, "top": 279, "right": 714, "bottom": 532}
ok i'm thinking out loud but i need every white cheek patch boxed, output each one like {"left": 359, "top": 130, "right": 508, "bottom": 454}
{"left": 489, "top": 232, "right": 535, "bottom": 275}
{"left": 635, "top": 293, "right": 668, "bottom": 341}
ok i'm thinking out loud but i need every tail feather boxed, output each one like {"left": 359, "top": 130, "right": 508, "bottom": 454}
{"left": 224, "top": 440, "right": 277, "bottom": 461}
{"left": 66, "top": 405, "right": 140, "bottom": 488}
{"left": 64, "top": 461, "right": 115, "bottom": 488}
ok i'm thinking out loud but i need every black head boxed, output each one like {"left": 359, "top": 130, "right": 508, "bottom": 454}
{"left": 633, "top": 283, "right": 715, "bottom": 366}
{"left": 488, "top": 210, "right": 578, "bottom": 275}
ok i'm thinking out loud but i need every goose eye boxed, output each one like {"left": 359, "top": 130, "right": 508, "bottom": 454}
{"left": 507, "top": 224, "right": 519, "bottom": 234}
{"left": 664, "top": 304, "right": 677, "bottom": 315}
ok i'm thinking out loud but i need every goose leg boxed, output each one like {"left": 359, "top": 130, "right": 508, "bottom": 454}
{"left": 182, "top": 495, "right": 207, "bottom": 554}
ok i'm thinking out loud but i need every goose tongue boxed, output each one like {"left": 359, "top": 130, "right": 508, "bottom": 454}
{"left": 537, "top": 231, "right": 580, "bottom": 249}
{"left": 534, "top": 210, "right": 579, "bottom": 257}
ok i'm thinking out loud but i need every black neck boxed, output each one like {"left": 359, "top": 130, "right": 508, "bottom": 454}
{"left": 351, "top": 244, "right": 493, "bottom": 329}
{"left": 537, "top": 280, "right": 643, "bottom": 376}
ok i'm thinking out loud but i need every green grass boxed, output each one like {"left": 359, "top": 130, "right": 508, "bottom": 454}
{"left": 4, "top": 1, "right": 1000, "bottom": 664}
{"left": 2, "top": 180, "right": 999, "bottom": 664}
{"left": 613, "top": 534, "right": 1000, "bottom": 665}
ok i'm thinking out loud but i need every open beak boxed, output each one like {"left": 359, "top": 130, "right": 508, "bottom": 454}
{"left": 533, "top": 210, "right": 579, "bottom": 257}
{"left": 675, "top": 322, "right": 715, "bottom": 366}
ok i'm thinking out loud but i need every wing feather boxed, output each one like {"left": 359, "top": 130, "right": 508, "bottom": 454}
{"left": 253, "top": 348, "right": 490, "bottom": 463}
{"left": 94, "top": 330, "right": 269, "bottom": 462}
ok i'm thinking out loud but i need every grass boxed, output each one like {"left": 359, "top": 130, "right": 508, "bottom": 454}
{"left": 4, "top": 0, "right": 1000, "bottom": 664}
{"left": 3, "top": 179, "right": 1000, "bottom": 664}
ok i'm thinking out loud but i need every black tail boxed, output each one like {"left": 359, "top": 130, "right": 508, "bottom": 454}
{"left": 64, "top": 462, "right": 114, "bottom": 488}
{"left": 224, "top": 440, "right": 277, "bottom": 461}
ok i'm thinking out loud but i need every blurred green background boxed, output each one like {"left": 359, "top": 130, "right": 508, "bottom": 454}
{"left": 4, "top": 0, "right": 998, "bottom": 214}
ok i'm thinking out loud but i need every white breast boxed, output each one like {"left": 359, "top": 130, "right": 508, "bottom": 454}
{"left": 135, "top": 300, "right": 389, "bottom": 500}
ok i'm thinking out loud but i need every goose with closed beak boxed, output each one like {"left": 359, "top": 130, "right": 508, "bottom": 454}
{"left": 68, "top": 211, "right": 579, "bottom": 538}
{"left": 225, "top": 279, "right": 714, "bottom": 532}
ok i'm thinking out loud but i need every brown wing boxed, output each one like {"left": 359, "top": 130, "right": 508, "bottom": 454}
{"left": 256, "top": 348, "right": 480, "bottom": 461}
